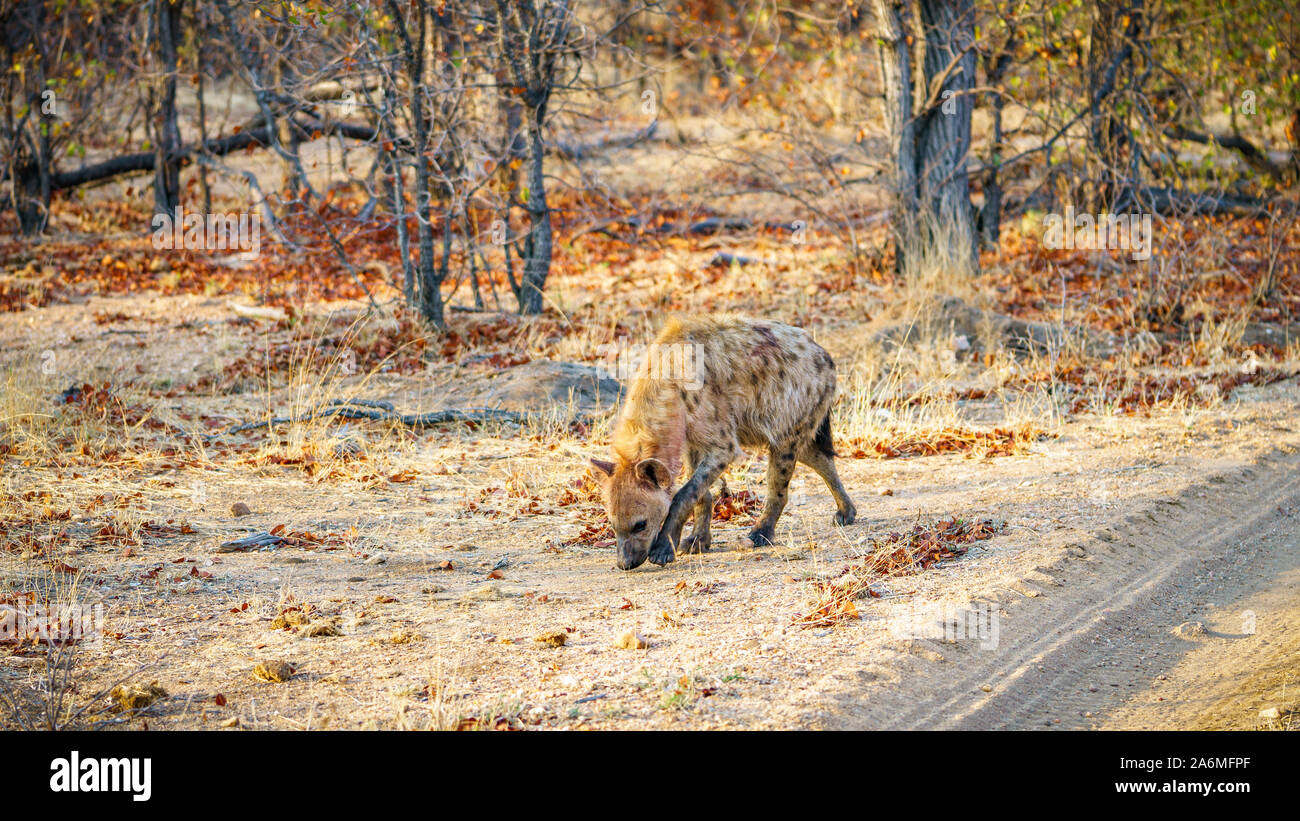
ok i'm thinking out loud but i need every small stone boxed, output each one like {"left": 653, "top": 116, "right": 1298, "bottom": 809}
{"left": 1259, "top": 707, "right": 1281, "bottom": 720}
{"left": 230, "top": 502, "right": 251, "bottom": 517}
{"left": 220, "top": 716, "right": 239, "bottom": 728}
{"left": 535, "top": 629, "right": 568, "bottom": 648}
{"left": 615, "top": 630, "right": 649, "bottom": 650}
{"left": 364, "top": 552, "right": 388, "bottom": 565}
{"left": 980, "top": 684, "right": 993, "bottom": 693}
{"left": 1173, "top": 620, "right": 1207, "bottom": 638}
{"left": 878, "top": 488, "right": 894, "bottom": 497}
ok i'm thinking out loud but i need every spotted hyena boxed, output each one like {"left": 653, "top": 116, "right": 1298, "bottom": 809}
{"left": 590, "top": 315, "right": 856, "bottom": 570}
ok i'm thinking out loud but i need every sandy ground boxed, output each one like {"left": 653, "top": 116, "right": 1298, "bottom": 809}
{"left": 3, "top": 287, "right": 1299, "bottom": 731}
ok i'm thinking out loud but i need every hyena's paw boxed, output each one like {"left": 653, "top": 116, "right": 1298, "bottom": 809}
{"left": 647, "top": 534, "right": 677, "bottom": 566}
{"left": 834, "top": 504, "right": 857, "bottom": 526}
{"left": 744, "top": 526, "right": 776, "bottom": 548}
{"left": 679, "top": 533, "right": 711, "bottom": 554}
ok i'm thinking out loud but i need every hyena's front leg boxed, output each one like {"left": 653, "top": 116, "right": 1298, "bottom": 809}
{"left": 677, "top": 447, "right": 713, "bottom": 555}
{"left": 648, "top": 446, "right": 734, "bottom": 565}
{"left": 747, "top": 444, "right": 798, "bottom": 547}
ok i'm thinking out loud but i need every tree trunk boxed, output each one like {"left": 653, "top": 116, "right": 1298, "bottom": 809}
{"left": 872, "top": 0, "right": 918, "bottom": 271}
{"left": 1086, "top": 0, "right": 1144, "bottom": 211}
{"left": 152, "top": 0, "right": 184, "bottom": 217}
{"left": 872, "top": 0, "right": 979, "bottom": 276}
{"left": 517, "top": 109, "right": 552, "bottom": 314}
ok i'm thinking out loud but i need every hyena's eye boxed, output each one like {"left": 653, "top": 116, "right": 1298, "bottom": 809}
{"left": 631, "top": 520, "right": 647, "bottom": 534}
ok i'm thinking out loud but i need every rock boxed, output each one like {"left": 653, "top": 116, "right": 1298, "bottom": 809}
{"left": 1172, "top": 620, "right": 1208, "bottom": 638}
{"left": 615, "top": 630, "right": 649, "bottom": 650}
{"left": 230, "top": 501, "right": 251, "bottom": 517}
{"left": 252, "top": 660, "right": 295, "bottom": 683}
{"left": 535, "top": 629, "right": 568, "bottom": 648}
{"left": 220, "top": 716, "right": 240, "bottom": 728}
{"left": 364, "top": 552, "right": 388, "bottom": 565}
{"left": 1259, "top": 706, "right": 1281, "bottom": 720}
{"left": 980, "top": 684, "right": 993, "bottom": 693}
{"left": 871, "top": 295, "right": 1113, "bottom": 360}
{"left": 425, "top": 359, "right": 623, "bottom": 414}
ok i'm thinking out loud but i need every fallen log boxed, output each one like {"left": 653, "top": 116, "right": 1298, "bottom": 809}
{"left": 46, "top": 114, "right": 383, "bottom": 193}
{"left": 207, "top": 399, "right": 546, "bottom": 439}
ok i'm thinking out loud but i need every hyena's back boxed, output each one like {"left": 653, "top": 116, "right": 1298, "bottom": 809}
{"left": 649, "top": 315, "right": 838, "bottom": 450}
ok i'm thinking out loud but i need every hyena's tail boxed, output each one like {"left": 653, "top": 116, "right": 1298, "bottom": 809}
{"left": 814, "top": 411, "right": 835, "bottom": 457}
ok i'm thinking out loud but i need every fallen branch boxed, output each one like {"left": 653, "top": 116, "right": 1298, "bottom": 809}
{"left": 207, "top": 399, "right": 541, "bottom": 439}
{"left": 708, "top": 252, "right": 773, "bottom": 268}
{"left": 46, "top": 114, "right": 382, "bottom": 192}
{"left": 551, "top": 120, "right": 658, "bottom": 160}
{"left": 217, "top": 532, "right": 284, "bottom": 552}
{"left": 1140, "top": 185, "right": 1269, "bottom": 217}
{"left": 1163, "top": 125, "right": 1290, "bottom": 180}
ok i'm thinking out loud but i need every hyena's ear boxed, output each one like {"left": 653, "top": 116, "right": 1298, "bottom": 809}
{"left": 634, "top": 458, "right": 671, "bottom": 489}
{"left": 589, "top": 458, "right": 615, "bottom": 480}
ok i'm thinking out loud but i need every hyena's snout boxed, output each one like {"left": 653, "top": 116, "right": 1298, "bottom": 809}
{"left": 615, "top": 536, "right": 651, "bottom": 570}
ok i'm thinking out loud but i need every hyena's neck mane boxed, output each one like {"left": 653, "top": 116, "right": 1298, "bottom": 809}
{"left": 612, "top": 378, "right": 686, "bottom": 482}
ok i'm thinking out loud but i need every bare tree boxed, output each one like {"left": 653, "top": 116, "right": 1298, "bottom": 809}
{"left": 871, "top": 0, "right": 979, "bottom": 276}
{"left": 495, "top": 0, "right": 575, "bottom": 315}
{"left": 149, "top": 0, "right": 185, "bottom": 217}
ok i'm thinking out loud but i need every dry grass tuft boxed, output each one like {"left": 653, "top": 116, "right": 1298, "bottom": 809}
{"left": 794, "top": 518, "right": 1003, "bottom": 628}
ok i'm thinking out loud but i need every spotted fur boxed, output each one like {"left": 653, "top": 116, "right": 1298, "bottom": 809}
{"left": 590, "top": 315, "right": 856, "bottom": 570}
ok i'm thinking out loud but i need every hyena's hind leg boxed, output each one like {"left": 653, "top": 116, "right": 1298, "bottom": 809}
{"left": 799, "top": 413, "right": 857, "bottom": 526}
{"left": 747, "top": 442, "right": 799, "bottom": 547}
{"left": 679, "top": 447, "right": 713, "bottom": 554}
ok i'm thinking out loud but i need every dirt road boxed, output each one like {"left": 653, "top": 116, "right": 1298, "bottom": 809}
{"left": 824, "top": 447, "right": 1300, "bottom": 730}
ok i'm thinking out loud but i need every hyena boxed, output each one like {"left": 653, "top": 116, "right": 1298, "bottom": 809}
{"left": 590, "top": 316, "right": 856, "bottom": 570}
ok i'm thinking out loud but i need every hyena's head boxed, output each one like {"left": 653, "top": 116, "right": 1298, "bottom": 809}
{"left": 590, "top": 457, "right": 672, "bottom": 570}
